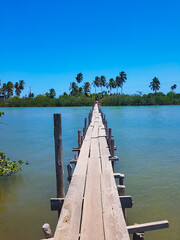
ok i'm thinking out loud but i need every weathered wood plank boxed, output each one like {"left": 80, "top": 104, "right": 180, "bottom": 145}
{"left": 80, "top": 137, "right": 104, "bottom": 240}
{"left": 91, "top": 121, "right": 99, "bottom": 138}
{"left": 127, "top": 220, "right": 169, "bottom": 234}
{"left": 101, "top": 172, "right": 130, "bottom": 240}
{"left": 53, "top": 175, "right": 85, "bottom": 240}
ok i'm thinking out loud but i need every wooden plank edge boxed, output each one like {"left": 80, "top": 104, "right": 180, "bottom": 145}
{"left": 127, "top": 220, "right": 169, "bottom": 234}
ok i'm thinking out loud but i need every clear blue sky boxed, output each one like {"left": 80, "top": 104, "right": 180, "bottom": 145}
{"left": 0, "top": 0, "right": 180, "bottom": 96}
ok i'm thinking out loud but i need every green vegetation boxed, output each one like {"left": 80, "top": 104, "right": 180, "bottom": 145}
{"left": 0, "top": 152, "right": 28, "bottom": 176}
{"left": 0, "top": 112, "right": 28, "bottom": 176}
{"left": 0, "top": 73, "right": 179, "bottom": 106}
{"left": 101, "top": 92, "right": 180, "bottom": 106}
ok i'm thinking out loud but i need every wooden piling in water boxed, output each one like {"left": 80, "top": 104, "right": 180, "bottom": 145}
{"left": 42, "top": 223, "right": 52, "bottom": 239}
{"left": 108, "top": 128, "right": 112, "bottom": 147}
{"left": 78, "top": 130, "right": 81, "bottom": 149}
{"left": 133, "top": 232, "right": 145, "bottom": 240}
{"left": 53, "top": 114, "right": 65, "bottom": 200}
{"left": 67, "top": 163, "right": 73, "bottom": 183}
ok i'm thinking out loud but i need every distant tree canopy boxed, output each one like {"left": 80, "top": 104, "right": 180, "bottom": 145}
{"left": 0, "top": 72, "right": 179, "bottom": 107}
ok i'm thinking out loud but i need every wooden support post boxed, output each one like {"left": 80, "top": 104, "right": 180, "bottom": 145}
{"left": 133, "top": 233, "right": 145, "bottom": 240}
{"left": 111, "top": 139, "right": 114, "bottom": 157}
{"left": 78, "top": 130, "right": 81, "bottom": 149}
{"left": 67, "top": 163, "right": 73, "bottom": 183}
{"left": 117, "top": 185, "right": 126, "bottom": 221}
{"left": 84, "top": 117, "right": 87, "bottom": 130}
{"left": 114, "top": 173, "right": 124, "bottom": 185}
{"left": 88, "top": 113, "right": 91, "bottom": 126}
{"left": 110, "top": 139, "right": 115, "bottom": 170}
{"left": 53, "top": 114, "right": 65, "bottom": 201}
{"left": 108, "top": 128, "right": 112, "bottom": 147}
{"left": 42, "top": 223, "right": 52, "bottom": 239}
{"left": 117, "top": 185, "right": 126, "bottom": 196}
{"left": 81, "top": 135, "right": 84, "bottom": 147}
{"left": 105, "top": 120, "right": 107, "bottom": 134}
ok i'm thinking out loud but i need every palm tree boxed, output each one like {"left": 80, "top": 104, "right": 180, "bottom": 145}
{"left": 171, "top": 84, "right": 177, "bottom": 92}
{"left": 1, "top": 83, "right": 7, "bottom": 98}
{"left": 49, "top": 88, "right": 56, "bottom": 98}
{"left": 115, "top": 76, "right": 122, "bottom": 94}
{"left": 99, "top": 76, "right": 106, "bottom": 93}
{"left": 92, "top": 77, "right": 100, "bottom": 93}
{"left": 75, "top": 73, "right": 83, "bottom": 84}
{"left": 119, "top": 71, "right": 127, "bottom": 94}
{"left": 19, "top": 80, "right": 25, "bottom": 91}
{"left": 83, "top": 82, "right": 91, "bottom": 96}
{"left": 149, "top": 77, "right": 160, "bottom": 94}
{"left": 6, "top": 81, "right": 14, "bottom": 98}
{"left": 107, "top": 78, "right": 116, "bottom": 94}
{"left": 14, "top": 80, "right": 25, "bottom": 97}
{"left": 69, "top": 82, "right": 78, "bottom": 96}
{"left": 14, "top": 82, "right": 20, "bottom": 96}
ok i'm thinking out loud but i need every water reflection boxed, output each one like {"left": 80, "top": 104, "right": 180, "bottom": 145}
{"left": 0, "top": 174, "right": 24, "bottom": 212}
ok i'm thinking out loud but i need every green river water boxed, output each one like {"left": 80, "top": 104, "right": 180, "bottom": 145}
{"left": 0, "top": 106, "right": 180, "bottom": 240}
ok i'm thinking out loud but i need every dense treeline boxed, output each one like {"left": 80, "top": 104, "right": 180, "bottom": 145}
{"left": 0, "top": 92, "right": 180, "bottom": 107}
{"left": 0, "top": 72, "right": 179, "bottom": 106}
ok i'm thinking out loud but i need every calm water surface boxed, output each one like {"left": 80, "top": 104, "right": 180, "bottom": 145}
{"left": 0, "top": 106, "right": 180, "bottom": 240}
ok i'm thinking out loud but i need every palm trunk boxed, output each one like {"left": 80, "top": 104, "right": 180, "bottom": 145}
{"left": 121, "top": 86, "right": 122, "bottom": 95}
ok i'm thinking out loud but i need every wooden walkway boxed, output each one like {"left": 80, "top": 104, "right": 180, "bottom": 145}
{"left": 53, "top": 103, "right": 130, "bottom": 240}
{"left": 43, "top": 103, "right": 169, "bottom": 240}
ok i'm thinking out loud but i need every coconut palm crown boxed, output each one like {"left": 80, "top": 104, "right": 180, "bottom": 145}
{"left": 149, "top": 77, "right": 160, "bottom": 93}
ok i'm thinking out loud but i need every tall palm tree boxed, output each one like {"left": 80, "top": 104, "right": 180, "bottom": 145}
{"left": 92, "top": 77, "right": 100, "bottom": 93}
{"left": 107, "top": 78, "right": 116, "bottom": 94}
{"left": 6, "top": 81, "right": 14, "bottom": 98}
{"left": 75, "top": 73, "right": 83, "bottom": 84}
{"left": 69, "top": 82, "right": 78, "bottom": 96}
{"left": 14, "top": 80, "right": 25, "bottom": 97}
{"left": 49, "top": 88, "right": 56, "bottom": 99}
{"left": 119, "top": 71, "right": 127, "bottom": 94}
{"left": 171, "top": 84, "right": 177, "bottom": 92}
{"left": 115, "top": 76, "right": 122, "bottom": 94}
{"left": 149, "top": 77, "right": 160, "bottom": 94}
{"left": 19, "top": 80, "right": 25, "bottom": 91}
{"left": 14, "top": 82, "right": 20, "bottom": 96}
{"left": 1, "top": 83, "right": 7, "bottom": 98}
{"left": 99, "top": 76, "right": 106, "bottom": 93}
{"left": 83, "top": 82, "right": 91, "bottom": 96}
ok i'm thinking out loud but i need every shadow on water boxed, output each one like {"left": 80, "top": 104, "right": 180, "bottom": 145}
{"left": 0, "top": 174, "right": 24, "bottom": 213}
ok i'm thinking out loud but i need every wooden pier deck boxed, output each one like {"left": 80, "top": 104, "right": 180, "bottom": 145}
{"left": 43, "top": 103, "right": 169, "bottom": 240}
{"left": 53, "top": 103, "right": 129, "bottom": 240}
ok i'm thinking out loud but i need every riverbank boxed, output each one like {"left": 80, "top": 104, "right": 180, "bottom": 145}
{"left": 0, "top": 92, "right": 180, "bottom": 107}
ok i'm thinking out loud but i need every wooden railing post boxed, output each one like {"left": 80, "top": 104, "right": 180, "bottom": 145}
{"left": 53, "top": 114, "right": 65, "bottom": 201}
